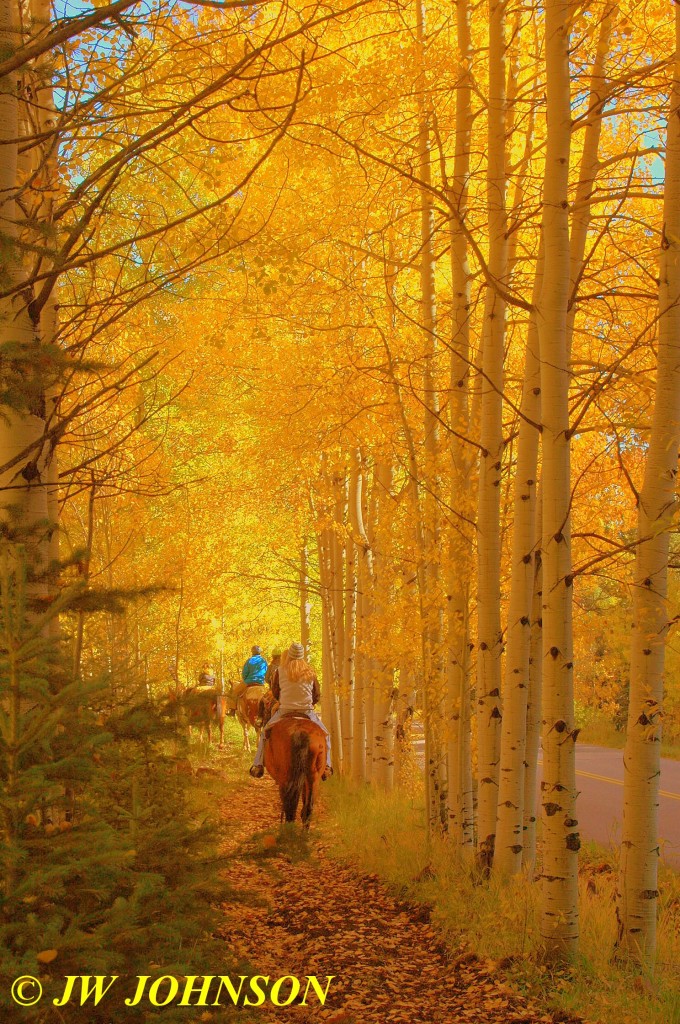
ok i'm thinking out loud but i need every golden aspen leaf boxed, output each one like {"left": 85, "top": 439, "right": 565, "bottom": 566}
{"left": 37, "top": 949, "right": 58, "bottom": 964}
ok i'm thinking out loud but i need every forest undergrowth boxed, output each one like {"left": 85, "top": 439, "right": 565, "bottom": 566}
{"left": 322, "top": 779, "right": 680, "bottom": 1024}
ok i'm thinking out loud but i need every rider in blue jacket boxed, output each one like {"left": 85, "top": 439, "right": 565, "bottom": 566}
{"left": 242, "top": 645, "right": 268, "bottom": 686}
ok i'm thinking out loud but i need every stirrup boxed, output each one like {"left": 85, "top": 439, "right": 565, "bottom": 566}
{"left": 249, "top": 765, "right": 264, "bottom": 779}
{"left": 321, "top": 766, "right": 333, "bottom": 781}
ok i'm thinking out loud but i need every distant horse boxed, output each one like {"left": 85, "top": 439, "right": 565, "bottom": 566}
{"left": 264, "top": 716, "right": 326, "bottom": 827}
{"left": 170, "top": 686, "right": 227, "bottom": 747}
{"left": 235, "top": 684, "right": 267, "bottom": 752}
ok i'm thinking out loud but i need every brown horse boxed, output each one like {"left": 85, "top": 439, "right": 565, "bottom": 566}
{"left": 170, "top": 686, "right": 227, "bottom": 747}
{"left": 235, "top": 685, "right": 266, "bottom": 752}
{"left": 264, "top": 716, "right": 326, "bottom": 827}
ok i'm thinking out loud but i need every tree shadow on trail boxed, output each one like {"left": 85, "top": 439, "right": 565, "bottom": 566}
{"left": 232, "top": 822, "right": 317, "bottom": 870}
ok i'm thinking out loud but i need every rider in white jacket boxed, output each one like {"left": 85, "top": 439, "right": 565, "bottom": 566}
{"left": 249, "top": 642, "right": 332, "bottom": 778}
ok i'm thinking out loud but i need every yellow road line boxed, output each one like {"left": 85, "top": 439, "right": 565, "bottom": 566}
{"left": 538, "top": 763, "right": 680, "bottom": 801}
{"left": 575, "top": 768, "right": 680, "bottom": 802}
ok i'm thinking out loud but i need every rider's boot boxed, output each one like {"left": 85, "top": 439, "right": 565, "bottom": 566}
{"left": 249, "top": 764, "right": 264, "bottom": 779}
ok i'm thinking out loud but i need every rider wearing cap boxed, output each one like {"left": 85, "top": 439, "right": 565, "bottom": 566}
{"left": 249, "top": 641, "right": 332, "bottom": 780}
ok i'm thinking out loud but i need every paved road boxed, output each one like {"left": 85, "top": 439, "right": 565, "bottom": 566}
{"left": 538, "top": 745, "right": 680, "bottom": 869}
{"left": 413, "top": 731, "right": 680, "bottom": 867}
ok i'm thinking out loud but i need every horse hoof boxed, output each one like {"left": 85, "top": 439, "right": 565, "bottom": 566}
{"left": 249, "top": 765, "right": 264, "bottom": 779}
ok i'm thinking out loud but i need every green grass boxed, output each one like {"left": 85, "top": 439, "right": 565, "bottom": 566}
{"left": 577, "top": 713, "right": 680, "bottom": 760}
{"left": 322, "top": 778, "right": 680, "bottom": 1024}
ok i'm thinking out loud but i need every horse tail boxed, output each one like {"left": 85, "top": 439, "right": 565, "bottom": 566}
{"left": 282, "top": 731, "right": 310, "bottom": 823}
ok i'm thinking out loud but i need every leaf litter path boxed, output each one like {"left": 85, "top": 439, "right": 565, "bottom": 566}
{"left": 215, "top": 773, "right": 584, "bottom": 1024}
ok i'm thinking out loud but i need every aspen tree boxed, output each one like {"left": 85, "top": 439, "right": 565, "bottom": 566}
{"left": 369, "top": 459, "right": 396, "bottom": 788}
{"left": 566, "top": 4, "right": 614, "bottom": 355}
{"left": 538, "top": 0, "right": 579, "bottom": 957}
{"left": 616, "top": 1, "right": 680, "bottom": 964}
{"left": 363, "top": 457, "right": 379, "bottom": 784}
{"left": 475, "top": 0, "right": 508, "bottom": 868}
{"left": 446, "top": 0, "right": 475, "bottom": 850}
{"left": 497, "top": 8, "right": 613, "bottom": 875}
{"left": 344, "top": 511, "right": 358, "bottom": 769}
{"left": 416, "top": 0, "right": 446, "bottom": 830}
{"left": 330, "top": 472, "right": 353, "bottom": 771}
{"left": 318, "top": 529, "right": 343, "bottom": 773}
{"left": 523, "top": 523, "right": 543, "bottom": 872}
{"left": 394, "top": 663, "right": 416, "bottom": 786}
{"left": 300, "top": 540, "right": 311, "bottom": 656}
{"left": 30, "top": 0, "right": 62, "bottom": 609}
{"left": 0, "top": 0, "right": 49, "bottom": 567}
{"left": 384, "top": 258, "right": 438, "bottom": 824}
{"left": 494, "top": 254, "right": 543, "bottom": 876}
{"left": 493, "top": 11, "right": 543, "bottom": 874}
{"left": 349, "top": 451, "right": 368, "bottom": 782}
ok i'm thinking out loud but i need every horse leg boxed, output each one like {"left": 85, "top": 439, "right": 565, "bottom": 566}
{"left": 216, "top": 699, "right": 225, "bottom": 748}
{"left": 301, "top": 777, "right": 316, "bottom": 828}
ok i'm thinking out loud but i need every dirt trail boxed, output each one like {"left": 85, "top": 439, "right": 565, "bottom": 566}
{"left": 214, "top": 772, "right": 583, "bottom": 1024}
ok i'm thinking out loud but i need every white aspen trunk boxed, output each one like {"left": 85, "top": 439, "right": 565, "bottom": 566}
{"left": 458, "top": 592, "right": 475, "bottom": 845}
{"left": 567, "top": 5, "right": 614, "bottom": 354}
{"left": 504, "top": 8, "right": 610, "bottom": 875}
{"left": 416, "top": 0, "right": 445, "bottom": 830}
{"left": 523, "top": 529, "right": 542, "bottom": 873}
{"left": 330, "top": 475, "right": 351, "bottom": 770}
{"left": 349, "top": 453, "right": 367, "bottom": 783}
{"left": 393, "top": 663, "right": 409, "bottom": 790}
{"left": 318, "top": 530, "right": 343, "bottom": 773}
{"left": 365, "top": 459, "right": 380, "bottom": 786}
{"left": 300, "top": 540, "right": 311, "bottom": 657}
{"left": 446, "top": 0, "right": 474, "bottom": 850}
{"left": 367, "top": 458, "right": 396, "bottom": 789}
{"left": 394, "top": 664, "right": 416, "bottom": 786}
{"left": 383, "top": 262, "right": 437, "bottom": 824}
{"left": 344, "top": 520, "right": 357, "bottom": 775}
{"left": 494, "top": 252, "right": 543, "bottom": 876}
{"left": 352, "top": 580, "right": 367, "bottom": 783}
{"left": 0, "top": 0, "right": 48, "bottom": 567}
{"left": 616, "top": 6, "right": 680, "bottom": 964}
{"left": 374, "top": 680, "right": 395, "bottom": 789}
{"left": 364, "top": 652, "right": 375, "bottom": 783}
{"left": 538, "top": 0, "right": 579, "bottom": 958}
{"left": 475, "top": 0, "right": 508, "bottom": 869}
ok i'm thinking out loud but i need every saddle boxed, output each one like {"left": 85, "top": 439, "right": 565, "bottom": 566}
{"left": 244, "top": 685, "right": 266, "bottom": 701}
{"left": 260, "top": 694, "right": 278, "bottom": 728}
